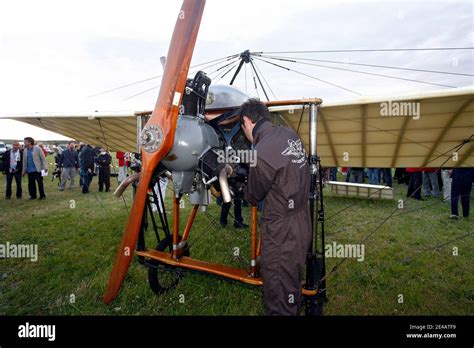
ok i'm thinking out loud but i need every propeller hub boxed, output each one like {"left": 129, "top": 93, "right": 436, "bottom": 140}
{"left": 140, "top": 125, "right": 163, "bottom": 153}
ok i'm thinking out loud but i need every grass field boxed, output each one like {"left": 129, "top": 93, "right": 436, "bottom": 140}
{"left": 0, "top": 156, "right": 472, "bottom": 315}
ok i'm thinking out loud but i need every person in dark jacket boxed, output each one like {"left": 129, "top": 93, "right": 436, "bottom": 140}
{"left": 450, "top": 167, "right": 474, "bottom": 219}
{"left": 219, "top": 197, "right": 248, "bottom": 228}
{"left": 406, "top": 168, "right": 424, "bottom": 200}
{"left": 2, "top": 141, "right": 23, "bottom": 199}
{"left": 240, "top": 99, "right": 312, "bottom": 316}
{"left": 78, "top": 142, "right": 84, "bottom": 186}
{"left": 96, "top": 147, "right": 112, "bottom": 192}
{"left": 59, "top": 142, "right": 79, "bottom": 191}
{"left": 394, "top": 168, "right": 409, "bottom": 185}
{"left": 350, "top": 167, "right": 364, "bottom": 183}
{"left": 80, "top": 144, "right": 95, "bottom": 194}
{"left": 380, "top": 168, "right": 393, "bottom": 187}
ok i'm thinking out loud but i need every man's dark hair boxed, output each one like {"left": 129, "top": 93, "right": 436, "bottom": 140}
{"left": 240, "top": 98, "right": 270, "bottom": 123}
{"left": 24, "top": 137, "right": 35, "bottom": 145}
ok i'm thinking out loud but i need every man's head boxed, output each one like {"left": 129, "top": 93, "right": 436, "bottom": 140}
{"left": 24, "top": 137, "right": 34, "bottom": 148}
{"left": 67, "top": 142, "right": 75, "bottom": 150}
{"left": 239, "top": 99, "right": 270, "bottom": 142}
{"left": 12, "top": 141, "right": 20, "bottom": 151}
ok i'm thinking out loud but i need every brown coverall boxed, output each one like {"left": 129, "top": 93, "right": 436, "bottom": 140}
{"left": 244, "top": 119, "right": 312, "bottom": 315}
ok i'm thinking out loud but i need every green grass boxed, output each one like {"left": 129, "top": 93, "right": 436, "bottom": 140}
{"left": 0, "top": 156, "right": 472, "bottom": 315}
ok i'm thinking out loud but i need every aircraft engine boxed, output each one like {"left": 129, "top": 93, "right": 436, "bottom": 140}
{"left": 160, "top": 72, "right": 251, "bottom": 206}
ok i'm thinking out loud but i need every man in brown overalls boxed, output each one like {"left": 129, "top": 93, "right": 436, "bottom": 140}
{"left": 240, "top": 99, "right": 312, "bottom": 315}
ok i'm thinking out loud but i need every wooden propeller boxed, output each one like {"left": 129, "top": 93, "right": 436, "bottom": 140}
{"left": 103, "top": 0, "right": 206, "bottom": 304}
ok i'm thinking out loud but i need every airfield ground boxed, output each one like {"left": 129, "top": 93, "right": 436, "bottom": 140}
{"left": 0, "top": 155, "right": 472, "bottom": 315}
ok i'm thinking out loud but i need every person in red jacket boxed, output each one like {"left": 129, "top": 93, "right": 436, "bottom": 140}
{"left": 38, "top": 143, "right": 48, "bottom": 157}
{"left": 116, "top": 151, "right": 129, "bottom": 184}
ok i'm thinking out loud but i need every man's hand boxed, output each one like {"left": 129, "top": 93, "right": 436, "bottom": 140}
{"left": 233, "top": 180, "right": 247, "bottom": 199}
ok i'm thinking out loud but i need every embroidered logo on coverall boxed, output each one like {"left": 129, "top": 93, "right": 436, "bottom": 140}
{"left": 281, "top": 139, "right": 307, "bottom": 168}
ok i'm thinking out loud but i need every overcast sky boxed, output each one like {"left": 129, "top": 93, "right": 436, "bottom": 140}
{"left": 0, "top": 0, "right": 472, "bottom": 140}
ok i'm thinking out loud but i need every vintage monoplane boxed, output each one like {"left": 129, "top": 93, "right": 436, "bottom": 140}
{"left": 2, "top": 0, "right": 473, "bottom": 315}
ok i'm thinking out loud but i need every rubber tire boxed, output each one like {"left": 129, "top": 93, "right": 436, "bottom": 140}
{"left": 148, "top": 235, "right": 189, "bottom": 295}
{"left": 306, "top": 299, "right": 324, "bottom": 316}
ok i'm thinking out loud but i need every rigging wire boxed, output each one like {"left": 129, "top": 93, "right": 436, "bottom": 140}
{"left": 317, "top": 136, "right": 472, "bottom": 286}
{"left": 88, "top": 54, "right": 239, "bottom": 98}
{"left": 296, "top": 104, "right": 307, "bottom": 135}
{"left": 325, "top": 135, "right": 473, "bottom": 222}
{"left": 327, "top": 198, "right": 450, "bottom": 237}
{"left": 401, "top": 229, "right": 474, "bottom": 264}
{"left": 253, "top": 56, "right": 362, "bottom": 95}
{"left": 205, "top": 57, "right": 241, "bottom": 81}
{"left": 121, "top": 57, "right": 241, "bottom": 101}
{"left": 121, "top": 85, "right": 161, "bottom": 102}
{"left": 252, "top": 58, "right": 277, "bottom": 100}
{"left": 256, "top": 53, "right": 474, "bottom": 77}
{"left": 88, "top": 76, "right": 163, "bottom": 99}
{"left": 251, "top": 47, "right": 474, "bottom": 54}
{"left": 249, "top": 60, "right": 260, "bottom": 99}
{"left": 319, "top": 227, "right": 474, "bottom": 295}
{"left": 93, "top": 194, "right": 114, "bottom": 218}
{"left": 254, "top": 55, "right": 457, "bottom": 89}
{"left": 326, "top": 135, "right": 474, "bottom": 232}
{"left": 244, "top": 63, "right": 248, "bottom": 93}
{"left": 213, "top": 60, "right": 240, "bottom": 84}
{"left": 89, "top": 47, "right": 472, "bottom": 100}
{"left": 249, "top": 58, "right": 270, "bottom": 101}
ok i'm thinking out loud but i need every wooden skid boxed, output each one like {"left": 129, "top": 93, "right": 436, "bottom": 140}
{"left": 136, "top": 249, "right": 317, "bottom": 296}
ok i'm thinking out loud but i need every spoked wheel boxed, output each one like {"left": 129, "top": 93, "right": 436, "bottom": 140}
{"left": 147, "top": 235, "right": 190, "bottom": 295}
{"left": 305, "top": 295, "right": 324, "bottom": 316}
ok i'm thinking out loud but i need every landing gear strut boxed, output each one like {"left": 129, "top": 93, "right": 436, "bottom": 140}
{"left": 304, "top": 102, "right": 327, "bottom": 316}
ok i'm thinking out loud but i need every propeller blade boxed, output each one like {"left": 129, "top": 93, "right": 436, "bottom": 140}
{"left": 103, "top": 0, "right": 206, "bottom": 304}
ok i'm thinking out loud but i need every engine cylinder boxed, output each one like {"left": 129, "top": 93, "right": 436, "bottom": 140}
{"left": 161, "top": 115, "right": 221, "bottom": 172}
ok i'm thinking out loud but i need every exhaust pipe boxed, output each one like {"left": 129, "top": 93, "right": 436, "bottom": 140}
{"left": 113, "top": 172, "right": 141, "bottom": 198}
{"left": 163, "top": 170, "right": 173, "bottom": 181}
{"left": 219, "top": 164, "right": 233, "bottom": 203}
{"left": 114, "top": 171, "right": 172, "bottom": 199}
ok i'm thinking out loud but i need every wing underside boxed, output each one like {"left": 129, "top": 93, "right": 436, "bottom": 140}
{"left": 280, "top": 88, "right": 474, "bottom": 168}
{"left": 3, "top": 87, "right": 473, "bottom": 167}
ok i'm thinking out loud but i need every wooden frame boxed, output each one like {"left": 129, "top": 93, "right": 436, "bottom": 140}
{"left": 136, "top": 197, "right": 318, "bottom": 296}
